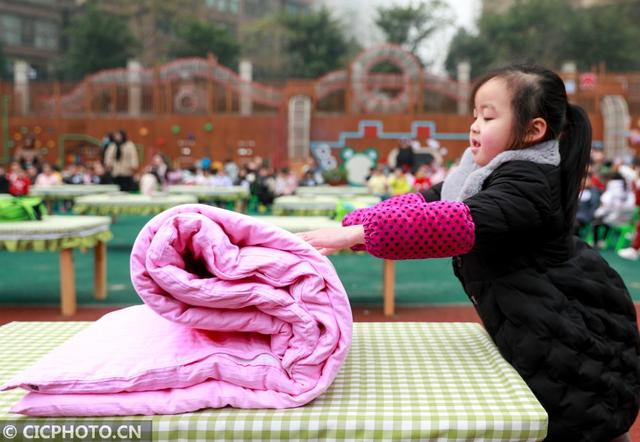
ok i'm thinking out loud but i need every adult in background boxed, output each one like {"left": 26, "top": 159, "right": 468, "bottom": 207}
{"left": 0, "top": 165, "right": 9, "bottom": 193}
{"left": 100, "top": 132, "right": 114, "bottom": 165}
{"left": 104, "top": 129, "right": 139, "bottom": 192}
{"left": 13, "top": 134, "right": 41, "bottom": 172}
{"left": 395, "top": 139, "right": 415, "bottom": 173}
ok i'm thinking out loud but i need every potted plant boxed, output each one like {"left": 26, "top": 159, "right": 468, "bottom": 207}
{"left": 322, "top": 167, "right": 348, "bottom": 186}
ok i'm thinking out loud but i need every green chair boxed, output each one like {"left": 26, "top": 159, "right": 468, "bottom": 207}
{"left": 247, "top": 195, "right": 259, "bottom": 214}
{"left": 609, "top": 207, "right": 640, "bottom": 251}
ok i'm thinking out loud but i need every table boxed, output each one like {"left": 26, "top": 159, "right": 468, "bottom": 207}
{"left": 0, "top": 216, "right": 112, "bottom": 316}
{"left": 296, "top": 186, "right": 372, "bottom": 198}
{"left": 73, "top": 193, "right": 197, "bottom": 216}
{"left": 273, "top": 195, "right": 380, "bottom": 217}
{"left": 29, "top": 184, "right": 120, "bottom": 201}
{"left": 258, "top": 216, "right": 396, "bottom": 316}
{"left": 167, "top": 185, "right": 249, "bottom": 212}
{"left": 0, "top": 322, "right": 548, "bottom": 441}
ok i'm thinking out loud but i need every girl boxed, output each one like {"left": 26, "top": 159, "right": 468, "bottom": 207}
{"left": 299, "top": 65, "right": 640, "bottom": 442}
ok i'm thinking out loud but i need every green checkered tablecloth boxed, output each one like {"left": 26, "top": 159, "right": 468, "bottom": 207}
{"left": 0, "top": 322, "right": 547, "bottom": 441}
{"left": 255, "top": 215, "right": 342, "bottom": 232}
{"left": 73, "top": 193, "right": 198, "bottom": 216}
{"left": 167, "top": 185, "right": 250, "bottom": 202}
{"left": 296, "top": 186, "right": 371, "bottom": 198}
{"left": 29, "top": 185, "right": 120, "bottom": 201}
{"left": 272, "top": 196, "right": 380, "bottom": 217}
{"left": 0, "top": 216, "right": 112, "bottom": 251}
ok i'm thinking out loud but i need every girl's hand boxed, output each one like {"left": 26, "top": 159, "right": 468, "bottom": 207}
{"left": 297, "top": 225, "right": 365, "bottom": 255}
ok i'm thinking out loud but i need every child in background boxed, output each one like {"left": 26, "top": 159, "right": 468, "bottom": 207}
{"left": 35, "top": 163, "right": 62, "bottom": 187}
{"left": 8, "top": 162, "right": 30, "bottom": 196}
{"left": 618, "top": 158, "right": 640, "bottom": 260}
{"left": 273, "top": 167, "right": 297, "bottom": 196}
{"left": 574, "top": 172, "right": 600, "bottom": 237}
{"left": 366, "top": 166, "right": 388, "bottom": 198}
{"left": 299, "top": 65, "right": 639, "bottom": 441}
{"left": 386, "top": 167, "right": 411, "bottom": 196}
{"left": 412, "top": 164, "right": 432, "bottom": 193}
{"left": 592, "top": 172, "right": 636, "bottom": 248}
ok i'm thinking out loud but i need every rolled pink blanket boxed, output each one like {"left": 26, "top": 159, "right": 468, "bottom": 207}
{"left": 2, "top": 204, "right": 352, "bottom": 416}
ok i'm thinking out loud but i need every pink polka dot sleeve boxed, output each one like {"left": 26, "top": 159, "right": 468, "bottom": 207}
{"left": 342, "top": 194, "right": 428, "bottom": 251}
{"left": 342, "top": 193, "right": 475, "bottom": 259}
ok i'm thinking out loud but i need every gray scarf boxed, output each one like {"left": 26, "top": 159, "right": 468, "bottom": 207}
{"left": 440, "top": 140, "right": 560, "bottom": 201}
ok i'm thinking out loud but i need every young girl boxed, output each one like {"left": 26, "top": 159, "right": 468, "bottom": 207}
{"left": 299, "top": 65, "right": 640, "bottom": 442}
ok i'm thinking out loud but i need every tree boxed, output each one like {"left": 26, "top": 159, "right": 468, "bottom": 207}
{"left": 445, "top": 0, "right": 640, "bottom": 77}
{"left": 375, "top": 1, "right": 453, "bottom": 57}
{"left": 0, "top": 45, "right": 9, "bottom": 80}
{"left": 239, "top": 16, "right": 289, "bottom": 81}
{"left": 102, "top": 0, "right": 194, "bottom": 65}
{"left": 445, "top": 28, "right": 494, "bottom": 79}
{"left": 59, "top": 2, "right": 138, "bottom": 79}
{"left": 567, "top": 3, "right": 640, "bottom": 72}
{"left": 169, "top": 19, "right": 239, "bottom": 67}
{"left": 279, "top": 8, "right": 350, "bottom": 79}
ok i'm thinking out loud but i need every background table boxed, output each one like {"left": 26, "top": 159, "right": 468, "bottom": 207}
{"left": 0, "top": 216, "right": 112, "bottom": 316}
{"left": 167, "top": 185, "right": 249, "bottom": 212}
{"left": 0, "top": 322, "right": 547, "bottom": 441}
{"left": 29, "top": 184, "right": 120, "bottom": 201}
{"left": 73, "top": 193, "right": 197, "bottom": 216}
{"left": 273, "top": 195, "right": 380, "bottom": 217}
{"left": 296, "top": 186, "right": 372, "bottom": 198}
{"left": 258, "top": 216, "right": 394, "bottom": 317}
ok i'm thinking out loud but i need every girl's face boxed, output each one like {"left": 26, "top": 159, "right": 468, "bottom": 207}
{"left": 470, "top": 77, "right": 514, "bottom": 167}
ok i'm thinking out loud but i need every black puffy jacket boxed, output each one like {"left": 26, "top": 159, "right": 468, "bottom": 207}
{"left": 425, "top": 161, "right": 640, "bottom": 441}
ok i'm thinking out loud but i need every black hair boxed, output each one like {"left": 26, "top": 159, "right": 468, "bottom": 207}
{"left": 471, "top": 64, "right": 592, "bottom": 231}
{"left": 115, "top": 129, "right": 128, "bottom": 161}
{"left": 607, "top": 172, "right": 628, "bottom": 191}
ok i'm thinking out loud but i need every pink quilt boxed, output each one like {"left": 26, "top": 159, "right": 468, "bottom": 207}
{"left": 1, "top": 204, "right": 352, "bottom": 416}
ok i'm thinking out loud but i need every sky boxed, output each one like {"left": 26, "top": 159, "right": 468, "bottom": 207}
{"left": 320, "top": 0, "right": 481, "bottom": 75}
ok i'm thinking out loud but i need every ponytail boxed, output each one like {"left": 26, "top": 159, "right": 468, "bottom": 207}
{"left": 559, "top": 104, "right": 591, "bottom": 230}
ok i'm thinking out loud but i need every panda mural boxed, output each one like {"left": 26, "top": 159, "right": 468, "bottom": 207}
{"left": 341, "top": 148, "right": 378, "bottom": 185}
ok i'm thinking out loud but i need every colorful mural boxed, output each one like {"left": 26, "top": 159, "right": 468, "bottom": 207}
{"left": 310, "top": 119, "right": 468, "bottom": 171}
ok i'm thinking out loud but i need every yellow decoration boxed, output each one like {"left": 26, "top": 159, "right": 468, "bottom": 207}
{"left": 13, "top": 133, "right": 22, "bottom": 141}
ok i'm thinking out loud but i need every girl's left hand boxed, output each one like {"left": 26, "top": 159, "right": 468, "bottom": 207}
{"left": 297, "top": 225, "right": 365, "bottom": 255}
